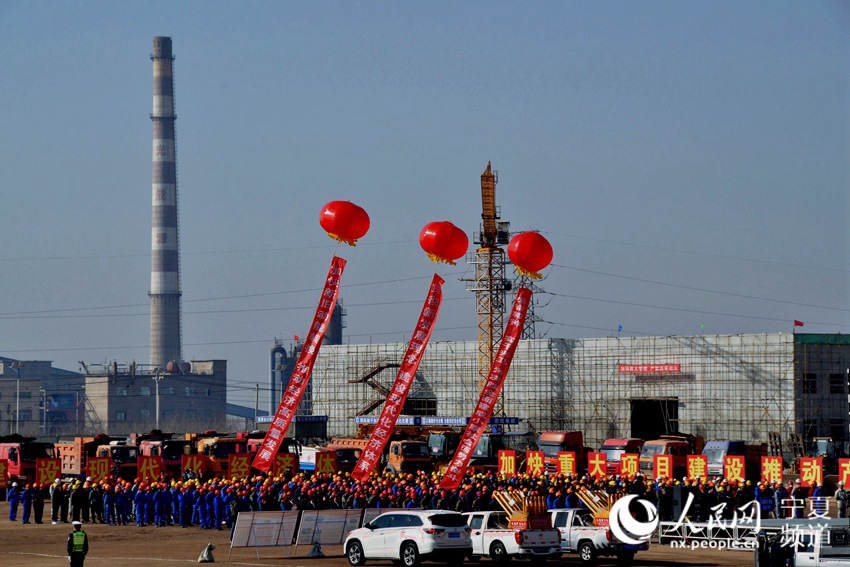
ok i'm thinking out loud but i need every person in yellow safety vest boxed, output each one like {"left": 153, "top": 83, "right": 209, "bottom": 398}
{"left": 66, "top": 520, "right": 89, "bottom": 567}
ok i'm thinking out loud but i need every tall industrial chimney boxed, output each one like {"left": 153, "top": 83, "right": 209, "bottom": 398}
{"left": 149, "top": 36, "right": 182, "bottom": 368}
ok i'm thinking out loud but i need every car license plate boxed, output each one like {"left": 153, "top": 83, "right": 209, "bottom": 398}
{"left": 533, "top": 548, "right": 547, "bottom": 553}
{"left": 448, "top": 533, "right": 460, "bottom": 539}
{"left": 623, "top": 544, "right": 638, "bottom": 550}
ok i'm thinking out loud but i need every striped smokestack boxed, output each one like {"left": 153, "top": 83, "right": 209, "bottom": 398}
{"left": 149, "top": 36, "right": 182, "bottom": 368}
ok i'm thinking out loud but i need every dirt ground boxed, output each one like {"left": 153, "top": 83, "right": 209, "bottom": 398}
{"left": 1, "top": 506, "right": 756, "bottom": 567}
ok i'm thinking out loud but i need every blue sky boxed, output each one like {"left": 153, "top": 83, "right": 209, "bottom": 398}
{"left": 0, "top": 2, "right": 847, "bottom": 411}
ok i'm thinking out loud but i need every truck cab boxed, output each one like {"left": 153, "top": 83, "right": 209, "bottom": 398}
{"left": 639, "top": 436, "right": 691, "bottom": 478}
{"left": 599, "top": 438, "right": 645, "bottom": 476}
{"left": 0, "top": 435, "right": 55, "bottom": 483}
{"left": 96, "top": 442, "right": 138, "bottom": 481}
{"left": 538, "top": 431, "right": 587, "bottom": 475}
{"left": 196, "top": 432, "right": 248, "bottom": 477}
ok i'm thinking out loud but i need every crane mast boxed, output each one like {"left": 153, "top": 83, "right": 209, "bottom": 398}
{"left": 468, "top": 163, "right": 510, "bottom": 415}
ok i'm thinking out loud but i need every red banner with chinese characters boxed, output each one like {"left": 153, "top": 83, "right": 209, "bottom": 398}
{"left": 557, "top": 452, "right": 576, "bottom": 476}
{"left": 839, "top": 458, "right": 850, "bottom": 487}
{"left": 351, "top": 275, "right": 444, "bottom": 480}
{"left": 618, "top": 364, "right": 681, "bottom": 373}
{"left": 272, "top": 452, "right": 300, "bottom": 477}
{"left": 315, "top": 451, "right": 338, "bottom": 475}
{"left": 87, "top": 457, "right": 112, "bottom": 483}
{"left": 139, "top": 455, "right": 163, "bottom": 480}
{"left": 0, "top": 459, "right": 7, "bottom": 488}
{"left": 799, "top": 457, "right": 823, "bottom": 488}
{"left": 687, "top": 455, "right": 707, "bottom": 479}
{"left": 724, "top": 455, "right": 745, "bottom": 483}
{"left": 181, "top": 454, "right": 204, "bottom": 476}
{"left": 440, "top": 288, "right": 531, "bottom": 490}
{"left": 36, "top": 458, "right": 61, "bottom": 485}
{"left": 588, "top": 452, "right": 606, "bottom": 479}
{"left": 252, "top": 256, "right": 346, "bottom": 472}
{"left": 525, "top": 451, "right": 544, "bottom": 476}
{"left": 653, "top": 454, "right": 672, "bottom": 480}
{"left": 620, "top": 454, "right": 639, "bottom": 480}
{"left": 761, "top": 456, "right": 783, "bottom": 484}
{"left": 498, "top": 450, "right": 517, "bottom": 477}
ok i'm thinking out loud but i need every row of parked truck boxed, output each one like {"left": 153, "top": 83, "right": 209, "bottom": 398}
{"left": 1, "top": 424, "right": 816, "bottom": 485}
{"left": 0, "top": 430, "right": 309, "bottom": 483}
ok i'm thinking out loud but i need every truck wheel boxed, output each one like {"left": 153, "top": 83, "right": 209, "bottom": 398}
{"left": 489, "top": 542, "right": 510, "bottom": 564}
{"left": 615, "top": 551, "right": 635, "bottom": 564}
{"left": 578, "top": 541, "right": 596, "bottom": 564}
{"left": 401, "top": 542, "right": 420, "bottom": 567}
{"left": 347, "top": 540, "right": 367, "bottom": 566}
{"left": 385, "top": 464, "right": 398, "bottom": 475}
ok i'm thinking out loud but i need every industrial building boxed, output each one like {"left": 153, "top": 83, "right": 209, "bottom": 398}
{"left": 306, "top": 333, "right": 849, "bottom": 448}
{"left": 82, "top": 360, "right": 227, "bottom": 435}
{"left": 0, "top": 358, "right": 85, "bottom": 436}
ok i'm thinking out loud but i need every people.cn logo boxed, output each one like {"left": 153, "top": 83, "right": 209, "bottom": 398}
{"left": 608, "top": 495, "right": 659, "bottom": 546}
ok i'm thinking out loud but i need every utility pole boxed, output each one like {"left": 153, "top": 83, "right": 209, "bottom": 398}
{"left": 254, "top": 384, "right": 259, "bottom": 431}
{"left": 154, "top": 372, "right": 164, "bottom": 429}
{"left": 11, "top": 361, "right": 25, "bottom": 434}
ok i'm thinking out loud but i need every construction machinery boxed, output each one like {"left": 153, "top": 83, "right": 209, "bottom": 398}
{"left": 465, "top": 163, "right": 512, "bottom": 415}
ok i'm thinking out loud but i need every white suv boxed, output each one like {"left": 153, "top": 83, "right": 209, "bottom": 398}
{"left": 345, "top": 510, "right": 472, "bottom": 567}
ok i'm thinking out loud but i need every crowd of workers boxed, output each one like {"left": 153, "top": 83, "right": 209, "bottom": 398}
{"left": 4, "top": 466, "right": 847, "bottom": 532}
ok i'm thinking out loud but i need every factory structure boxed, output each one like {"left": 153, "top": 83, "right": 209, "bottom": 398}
{"left": 304, "top": 332, "right": 850, "bottom": 449}
{"left": 267, "top": 165, "right": 850, "bottom": 449}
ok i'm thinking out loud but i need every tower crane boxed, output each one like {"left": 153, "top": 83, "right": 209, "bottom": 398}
{"left": 466, "top": 163, "right": 511, "bottom": 415}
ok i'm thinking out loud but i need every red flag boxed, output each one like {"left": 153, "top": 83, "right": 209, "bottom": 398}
{"left": 252, "top": 256, "right": 346, "bottom": 472}
{"left": 794, "top": 320, "right": 804, "bottom": 327}
{"left": 351, "top": 274, "right": 444, "bottom": 480}
{"left": 440, "top": 288, "right": 531, "bottom": 490}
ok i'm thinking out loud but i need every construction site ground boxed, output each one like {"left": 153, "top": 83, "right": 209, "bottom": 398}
{"left": 3, "top": 511, "right": 755, "bottom": 567}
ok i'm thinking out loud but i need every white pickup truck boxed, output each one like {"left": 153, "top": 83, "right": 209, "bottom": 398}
{"left": 463, "top": 511, "right": 561, "bottom": 563}
{"left": 549, "top": 508, "right": 647, "bottom": 564}
{"left": 757, "top": 527, "right": 850, "bottom": 567}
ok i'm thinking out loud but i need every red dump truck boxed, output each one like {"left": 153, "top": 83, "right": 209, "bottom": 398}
{"left": 0, "top": 434, "right": 56, "bottom": 483}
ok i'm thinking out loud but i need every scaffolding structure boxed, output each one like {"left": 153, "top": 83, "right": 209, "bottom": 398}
{"left": 308, "top": 333, "right": 849, "bottom": 448}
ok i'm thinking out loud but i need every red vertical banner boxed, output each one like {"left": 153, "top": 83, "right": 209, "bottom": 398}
{"left": 0, "top": 459, "right": 7, "bottom": 488}
{"left": 352, "top": 275, "right": 444, "bottom": 480}
{"left": 653, "top": 454, "right": 672, "bottom": 480}
{"left": 620, "top": 454, "right": 639, "bottom": 480}
{"left": 724, "top": 455, "right": 745, "bottom": 483}
{"left": 525, "top": 451, "right": 544, "bottom": 476}
{"left": 253, "top": 256, "right": 346, "bottom": 472}
{"left": 799, "top": 457, "right": 823, "bottom": 488}
{"left": 87, "top": 457, "right": 112, "bottom": 483}
{"left": 839, "top": 458, "right": 850, "bottom": 487}
{"left": 138, "top": 456, "right": 163, "bottom": 480}
{"left": 315, "top": 451, "right": 338, "bottom": 475}
{"left": 440, "top": 288, "right": 532, "bottom": 490}
{"left": 687, "top": 455, "right": 707, "bottom": 479}
{"left": 272, "top": 453, "right": 300, "bottom": 477}
{"left": 181, "top": 454, "right": 204, "bottom": 476}
{"left": 761, "top": 456, "right": 783, "bottom": 484}
{"left": 557, "top": 452, "right": 576, "bottom": 476}
{"left": 36, "top": 458, "right": 61, "bottom": 485}
{"left": 498, "top": 450, "right": 517, "bottom": 477}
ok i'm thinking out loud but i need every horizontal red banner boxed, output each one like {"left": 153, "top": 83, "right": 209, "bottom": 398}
{"left": 618, "top": 364, "right": 681, "bottom": 373}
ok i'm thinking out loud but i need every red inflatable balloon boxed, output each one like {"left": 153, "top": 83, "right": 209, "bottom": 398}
{"left": 319, "top": 201, "right": 370, "bottom": 246}
{"left": 419, "top": 221, "right": 469, "bottom": 265}
{"left": 507, "top": 232, "right": 553, "bottom": 278}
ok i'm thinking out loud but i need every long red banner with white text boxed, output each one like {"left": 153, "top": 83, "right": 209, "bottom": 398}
{"left": 252, "top": 256, "right": 346, "bottom": 472}
{"left": 352, "top": 274, "right": 444, "bottom": 480}
{"left": 440, "top": 287, "right": 531, "bottom": 490}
